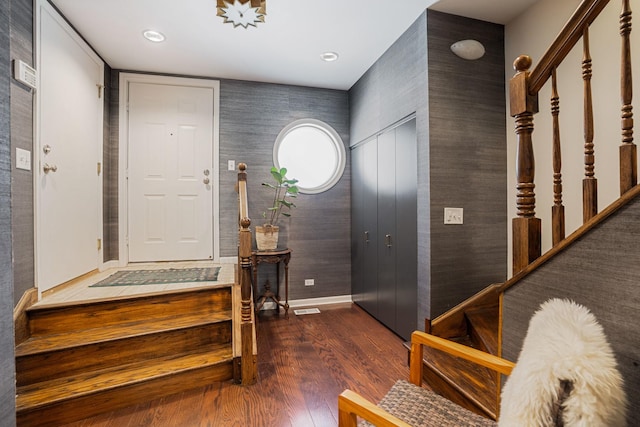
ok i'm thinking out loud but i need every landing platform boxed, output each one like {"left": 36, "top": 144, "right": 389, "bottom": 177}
{"left": 36, "top": 261, "right": 236, "bottom": 307}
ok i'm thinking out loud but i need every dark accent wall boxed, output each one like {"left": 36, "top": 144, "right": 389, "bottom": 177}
{"left": 103, "top": 66, "right": 118, "bottom": 262}
{"left": 219, "top": 80, "right": 351, "bottom": 299}
{"left": 502, "top": 198, "right": 640, "bottom": 425}
{"left": 350, "top": 10, "right": 506, "bottom": 323}
{"left": 1, "top": 0, "right": 17, "bottom": 424}
{"left": 10, "top": 0, "right": 33, "bottom": 305}
{"left": 427, "top": 11, "right": 506, "bottom": 317}
{"left": 100, "top": 73, "right": 351, "bottom": 300}
{"left": 349, "top": 12, "right": 430, "bottom": 328}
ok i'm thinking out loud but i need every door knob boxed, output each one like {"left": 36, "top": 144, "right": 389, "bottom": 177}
{"left": 203, "top": 177, "right": 210, "bottom": 185}
{"left": 43, "top": 163, "right": 58, "bottom": 174}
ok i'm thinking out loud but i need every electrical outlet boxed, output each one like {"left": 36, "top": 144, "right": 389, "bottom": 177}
{"left": 444, "top": 207, "right": 463, "bottom": 224}
{"left": 304, "top": 279, "right": 314, "bottom": 287}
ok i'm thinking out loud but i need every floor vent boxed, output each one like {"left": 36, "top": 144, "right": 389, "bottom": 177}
{"left": 294, "top": 308, "right": 321, "bottom": 315}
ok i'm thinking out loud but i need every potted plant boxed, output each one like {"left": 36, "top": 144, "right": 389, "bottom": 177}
{"left": 255, "top": 166, "right": 299, "bottom": 251}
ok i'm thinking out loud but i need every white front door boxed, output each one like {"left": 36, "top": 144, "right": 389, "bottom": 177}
{"left": 127, "top": 82, "right": 214, "bottom": 262}
{"left": 35, "top": 0, "right": 103, "bottom": 295}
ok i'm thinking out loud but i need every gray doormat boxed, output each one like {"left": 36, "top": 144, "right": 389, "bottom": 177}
{"left": 89, "top": 267, "right": 221, "bottom": 287}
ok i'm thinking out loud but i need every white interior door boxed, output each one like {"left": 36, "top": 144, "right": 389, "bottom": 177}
{"left": 36, "top": 1, "right": 103, "bottom": 295}
{"left": 127, "top": 82, "right": 213, "bottom": 262}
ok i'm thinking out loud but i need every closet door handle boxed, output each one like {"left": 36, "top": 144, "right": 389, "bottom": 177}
{"left": 364, "top": 231, "right": 370, "bottom": 244}
{"left": 385, "top": 234, "right": 392, "bottom": 248}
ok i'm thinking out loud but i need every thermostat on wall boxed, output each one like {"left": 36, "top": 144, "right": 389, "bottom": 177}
{"left": 13, "top": 59, "right": 38, "bottom": 90}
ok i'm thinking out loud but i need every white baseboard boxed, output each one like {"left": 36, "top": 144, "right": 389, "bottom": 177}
{"left": 289, "top": 294, "right": 352, "bottom": 308}
{"left": 219, "top": 256, "right": 237, "bottom": 264}
{"left": 259, "top": 294, "right": 352, "bottom": 310}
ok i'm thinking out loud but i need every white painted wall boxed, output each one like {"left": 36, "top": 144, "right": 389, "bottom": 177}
{"left": 505, "top": 0, "right": 640, "bottom": 276}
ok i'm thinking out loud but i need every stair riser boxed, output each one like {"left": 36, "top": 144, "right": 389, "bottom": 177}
{"left": 16, "top": 360, "right": 234, "bottom": 427}
{"left": 28, "top": 287, "right": 231, "bottom": 336}
{"left": 422, "top": 368, "right": 493, "bottom": 419}
{"left": 16, "top": 321, "right": 232, "bottom": 387}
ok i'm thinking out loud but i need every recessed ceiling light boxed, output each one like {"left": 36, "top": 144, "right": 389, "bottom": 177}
{"left": 142, "top": 30, "right": 165, "bottom": 43}
{"left": 320, "top": 52, "right": 339, "bottom": 62}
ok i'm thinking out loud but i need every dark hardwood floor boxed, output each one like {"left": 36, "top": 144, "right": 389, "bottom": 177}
{"left": 64, "top": 303, "right": 410, "bottom": 427}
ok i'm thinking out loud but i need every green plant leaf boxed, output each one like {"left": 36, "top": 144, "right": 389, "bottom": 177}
{"left": 262, "top": 165, "right": 298, "bottom": 227}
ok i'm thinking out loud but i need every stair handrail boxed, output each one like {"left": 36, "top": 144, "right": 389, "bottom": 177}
{"left": 236, "top": 163, "right": 257, "bottom": 385}
{"left": 509, "top": 0, "right": 635, "bottom": 273}
{"left": 528, "top": 0, "right": 611, "bottom": 94}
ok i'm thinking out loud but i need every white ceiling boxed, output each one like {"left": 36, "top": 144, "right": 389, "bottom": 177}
{"left": 51, "top": 0, "right": 538, "bottom": 91}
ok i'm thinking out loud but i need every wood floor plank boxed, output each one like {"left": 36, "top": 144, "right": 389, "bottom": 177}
{"left": 62, "top": 303, "right": 409, "bottom": 426}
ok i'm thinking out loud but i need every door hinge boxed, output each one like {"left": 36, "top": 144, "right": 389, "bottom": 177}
{"left": 97, "top": 238, "right": 102, "bottom": 250}
{"left": 97, "top": 162, "right": 101, "bottom": 176}
{"left": 96, "top": 84, "right": 104, "bottom": 99}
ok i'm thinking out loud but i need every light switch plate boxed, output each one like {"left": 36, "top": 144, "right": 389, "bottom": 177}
{"left": 444, "top": 207, "right": 463, "bottom": 224}
{"left": 228, "top": 160, "right": 235, "bottom": 171}
{"left": 16, "top": 148, "right": 31, "bottom": 171}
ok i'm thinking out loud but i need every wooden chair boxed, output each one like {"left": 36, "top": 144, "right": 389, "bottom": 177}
{"left": 338, "top": 299, "right": 627, "bottom": 426}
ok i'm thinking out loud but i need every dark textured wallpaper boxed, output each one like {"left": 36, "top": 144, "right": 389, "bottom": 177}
{"left": 350, "top": 10, "right": 507, "bottom": 323}
{"left": 349, "top": 13, "right": 430, "bottom": 328}
{"left": 10, "top": 0, "right": 33, "bottom": 306}
{"left": 219, "top": 80, "right": 351, "bottom": 300}
{"left": 427, "top": 10, "right": 507, "bottom": 317}
{"left": 1, "top": 0, "right": 17, "bottom": 423}
{"left": 503, "top": 197, "right": 640, "bottom": 426}
{"left": 103, "top": 75, "right": 351, "bottom": 301}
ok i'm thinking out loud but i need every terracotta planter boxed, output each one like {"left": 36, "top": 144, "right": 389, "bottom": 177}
{"left": 255, "top": 225, "right": 279, "bottom": 251}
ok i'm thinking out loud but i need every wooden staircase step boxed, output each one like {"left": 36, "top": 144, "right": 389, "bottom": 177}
{"left": 16, "top": 310, "right": 232, "bottom": 356}
{"left": 26, "top": 285, "right": 232, "bottom": 336}
{"left": 421, "top": 336, "right": 498, "bottom": 420}
{"left": 464, "top": 304, "right": 499, "bottom": 355}
{"left": 16, "top": 314, "right": 232, "bottom": 387}
{"left": 16, "top": 345, "right": 234, "bottom": 426}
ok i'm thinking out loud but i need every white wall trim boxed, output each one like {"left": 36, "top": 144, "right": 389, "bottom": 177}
{"left": 260, "top": 294, "right": 353, "bottom": 310}
{"left": 289, "top": 294, "right": 352, "bottom": 307}
{"left": 100, "top": 260, "right": 119, "bottom": 272}
{"left": 118, "top": 73, "right": 221, "bottom": 266}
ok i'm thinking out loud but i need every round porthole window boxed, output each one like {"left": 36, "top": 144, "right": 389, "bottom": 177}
{"left": 273, "top": 119, "right": 346, "bottom": 194}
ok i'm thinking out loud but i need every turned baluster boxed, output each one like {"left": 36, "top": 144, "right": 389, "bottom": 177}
{"left": 582, "top": 27, "right": 598, "bottom": 222}
{"left": 551, "top": 68, "right": 565, "bottom": 245}
{"left": 620, "top": 0, "right": 636, "bottom": 194}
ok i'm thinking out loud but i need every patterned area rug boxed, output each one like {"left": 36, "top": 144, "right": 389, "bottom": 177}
{"left": 89, "top": 267, "right": 221, "bottom": 287}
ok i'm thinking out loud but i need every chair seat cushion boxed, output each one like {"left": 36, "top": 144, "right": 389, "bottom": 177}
{"left": 360, "top": 380, "right": 496, "bottom": 427}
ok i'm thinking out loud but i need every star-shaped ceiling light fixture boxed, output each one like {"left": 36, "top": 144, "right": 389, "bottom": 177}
{"left": 217, "top": 0, "right": 266, "bottom": 29}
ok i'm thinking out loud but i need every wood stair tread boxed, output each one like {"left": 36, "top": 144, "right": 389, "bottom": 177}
{"left": 27, "top": 283, "right": 233, "bottom": 313}
{"left": 16, "top": 310, "right": 232, "bottom": 357}
{"left": 464, "top": 305, "right": 499, "bottom": 355}
{"left": 16, "top": 344, "right": 233, "bottom": 411}
{"left": 420, "top": 336, "right": 498, "bottom": 419}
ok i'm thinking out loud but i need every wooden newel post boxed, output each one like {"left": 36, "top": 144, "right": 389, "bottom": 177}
{"left": 237, "top": 163, "right": 257, "bottom": 385}
{"left": 510, "top": 55, "right": 541, "bottom": 273}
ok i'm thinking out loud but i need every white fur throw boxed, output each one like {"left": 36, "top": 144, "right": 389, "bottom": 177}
{"left": 499, "top": 299, "right": 627, "bottom": 427}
